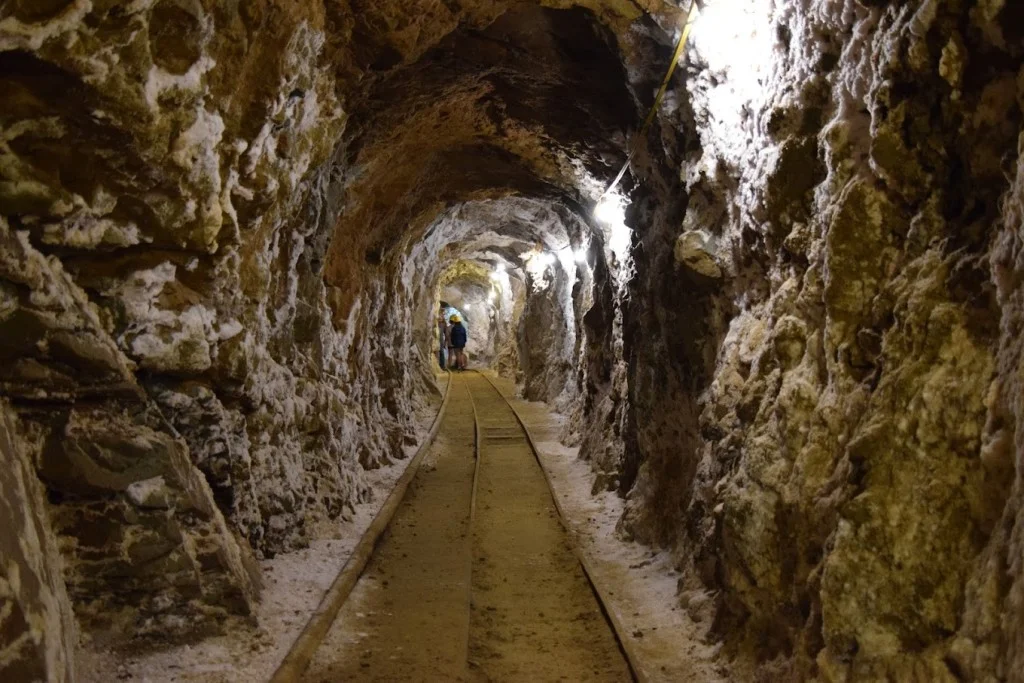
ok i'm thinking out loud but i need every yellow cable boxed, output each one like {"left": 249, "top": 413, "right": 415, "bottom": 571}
{"left": 600, "top": 0, "right": 701, "bottom": 199}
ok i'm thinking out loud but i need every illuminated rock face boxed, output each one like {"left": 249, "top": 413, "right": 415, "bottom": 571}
{"left": 2, "top": 0, "right": 1024, "bottom": 680}
{"left": 599, "top": 0, "right": 1024, "bottom": 679}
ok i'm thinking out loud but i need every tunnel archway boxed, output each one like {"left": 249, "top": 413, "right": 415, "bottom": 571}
{"left": 4, "top": 0, "right": 1024, "bottom": 680}
{"left": 319, "top": 4, "right": 644, "bottom": 321}
{"left": 0, "top": 0, "right": 678, "bottom": 652}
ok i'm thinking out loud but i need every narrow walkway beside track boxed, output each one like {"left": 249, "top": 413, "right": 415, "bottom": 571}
{"left": 304, "top": 371, "right": 631, "bottom": 682}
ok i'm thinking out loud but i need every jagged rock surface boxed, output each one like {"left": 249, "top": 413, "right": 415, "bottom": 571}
{"left": 0, "top": 400, "right": 75, "bottom": 682}
{"left": 579, "top": 0, "right": 1024, "bottom": 679}
{"left": 3, "top": 0, "right": 1024, "bottom": 681}
{"left": 0, "top": 0, "right": 650, "bottom": 666}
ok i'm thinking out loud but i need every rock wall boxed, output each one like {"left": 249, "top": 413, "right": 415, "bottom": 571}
{"left": 0, "top": 400, "right": 75, "bottom": 682}
{"left": 579, "top": 0, "right": 1024, "bottom": 678}
{"left": 973, "top": 49, "right": 1024, "bottom": 680}
{"left": 518, "top": 255, "right": 580, "bottom": 409}
{"left": 9, "top": 0, "right": 1024, "bottom": 679}
{"left": 0, "top": 217, "right": 261, "bottom": 645}
{"left": 0, "top": 0, "right": 653, "bottom": 660}
{"left": 0, "top": 0, "right": 441, "bottom": 651}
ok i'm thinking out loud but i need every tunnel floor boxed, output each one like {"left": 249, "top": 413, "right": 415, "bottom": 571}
{"left": 305, "top": 372, "right": 631, "bottom": 682}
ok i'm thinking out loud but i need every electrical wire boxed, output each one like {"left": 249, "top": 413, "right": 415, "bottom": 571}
{"left": 599, "top": 0, "right": 701, "bottom": 200}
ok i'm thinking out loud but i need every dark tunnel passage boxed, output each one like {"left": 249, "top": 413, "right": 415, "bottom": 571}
{"left": 3, "top": 0, "right": 1024, "bottom": 681}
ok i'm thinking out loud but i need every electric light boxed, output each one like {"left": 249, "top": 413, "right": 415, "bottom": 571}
{"left": 574, "top": 247, "right": 588, "bottom": 264}
{"left": 593, "top": 192, "right": 632, "bottom": 260}
{"left": 689, "top": 0, "right": 771, "bottom": 137}
{"left": 690, "top": 0, "right": 767, "bottom": 71}
{"left": 528, "top": 251, "right": 555, "bottom": 268}
{"left": 594, "top": 194, "right": 625, "bottom": 226}
{"left": 522, "top": 249, "right": 557, "bottom": 289}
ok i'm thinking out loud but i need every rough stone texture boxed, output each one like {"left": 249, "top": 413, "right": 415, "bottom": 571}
{"left": 5, "top": 0, "right": 1024, "bottom": 679}
{"left": 0, "top": 0, "right": 657, "bottom": 658}
{"left": 576, "top": 0, "right": 1024, "bottom": 679}
{"left": 0, "top": 0, "right": 422, "bottom": 652}
{"left": 0, "top": 400, "right": 76, "bottom": 682}
{"left": 39, "top": 402, "right": 262, "bottom": 641}
{"left": 518, "top": 249, "right": 581, "bottom": 410}
{"left": 972, "top": 55, "right": 1024, "bottom": 682}
{"left": 0, "top": 215, "right": 260, "bottom": 642}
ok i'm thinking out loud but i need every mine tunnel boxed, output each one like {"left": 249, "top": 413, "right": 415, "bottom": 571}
{"left": 2, "top": 0, "right": 1024, "bottom": 681}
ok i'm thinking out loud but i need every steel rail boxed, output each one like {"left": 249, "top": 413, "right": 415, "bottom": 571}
{"left": 473, "top": 370, "right": 645, "bottom": 683}
{"left": 271, "top": 369, "right": 641, "bottom": 682}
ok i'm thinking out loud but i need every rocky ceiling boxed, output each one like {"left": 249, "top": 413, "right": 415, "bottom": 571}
{"left": 321, "top": 2, "right": 657, "bottom": 319}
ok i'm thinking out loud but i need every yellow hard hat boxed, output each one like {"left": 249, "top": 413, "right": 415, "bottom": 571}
{"left": 449, "top": 314, "right": 461, "bottom": 323}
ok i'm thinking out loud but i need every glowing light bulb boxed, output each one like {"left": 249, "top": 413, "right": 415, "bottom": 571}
{"left": 593, "top": 193, "right": 632, "bottom": 260}
{"left": 594, "top": 194, "right": 625, "bottom": 226}
{"left": 574, "top": 247, "right": 588, "bottom": 264}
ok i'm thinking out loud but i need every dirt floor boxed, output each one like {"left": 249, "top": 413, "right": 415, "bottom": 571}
{"left": 305, "top": 375, "right": 477, "bottom": 681}
{"left": 465, "top": 373, "right": 630, "bottom": 682}
{"left": 306, "top": 372, "right": 631, "bottom": 682}
{"left": 487, "top": 374, "right": 728, "bottom": 683}
{"left": 77, "top": 371, "right": 721, "bottom": 682}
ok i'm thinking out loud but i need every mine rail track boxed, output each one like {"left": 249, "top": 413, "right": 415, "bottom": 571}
{"left": 270, "top": 369, "right": 640, "bottom": 683}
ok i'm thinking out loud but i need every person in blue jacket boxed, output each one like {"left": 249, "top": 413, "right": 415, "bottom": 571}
{"left": 448, "top": 314, "right": 468, "bottom": 370}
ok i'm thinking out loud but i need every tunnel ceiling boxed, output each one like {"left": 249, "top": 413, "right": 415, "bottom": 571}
{"left": 430, "top": 198, "right": 590, "bottom": 266}
{"left": 321, "top": 2, "right": 666, "bottom": 318}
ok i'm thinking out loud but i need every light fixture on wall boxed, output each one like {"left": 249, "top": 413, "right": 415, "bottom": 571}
{"left": 489, "top": 261, "right": 511, "bottom": 299}
{"left": 529, "top": 251, "right": 555, "bottom": 268}
{"left": 597, "top": 0, "right": 703, "bottom": 202}
{"left": 594, "top": 194, "right": 625, "bottom": 226}
{"left": 523, "top": 249, "right": 557, "bottom": 288}
{"left": 593, "top": 192, "right": 631, "bottom": 260}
